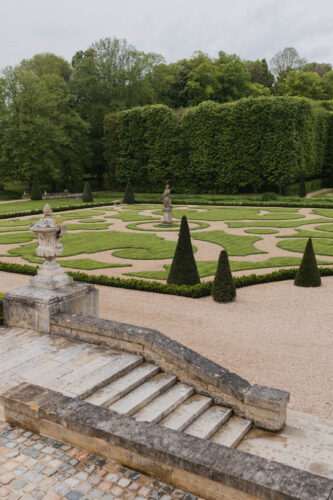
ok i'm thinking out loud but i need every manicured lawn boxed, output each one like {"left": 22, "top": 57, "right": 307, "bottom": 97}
{"left": 9, "top": 231, "right": 176, "bottom": 261}
{"left": 278, "top": 229, "right": 333, "bottom": 239}
{"left": 227, "top": 218, "right": 333, "bottom": 228}
{"left": 192, "top": 231, "right": 264, "bottom": 256}
{"left": 278, "top": 238, "right": 333, "bottom": 256}
{"left": 245, "top": 228, "right": 279, "bottom": 235}
{"left": 127, "top": 220, "right": 210, "bottom": 231}
{"left": 169, "top": 207, "right": 303, "bottom": 221}
{"left": 0, "top": 198, "right": 116, "bottom": 215}
{"left": 60, "top": 259, "right": 130, "bottom": 270}
{"left": 65, "top": 223, "right": 111, "bottom": 231}
{"left": 0, "top": 218, "right": 38, "bottom": 227}
{"left": 110, "top": 210, "right": 157, "bottom": 222}
{"left": 0, "top": 232, "right": 35, "bottom": 244}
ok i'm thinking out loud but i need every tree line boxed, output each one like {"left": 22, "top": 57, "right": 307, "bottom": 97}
{"left": 0, "top": 39, "right": 333, "bottom": 192}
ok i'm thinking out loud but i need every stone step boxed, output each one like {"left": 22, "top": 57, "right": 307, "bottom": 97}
{"left": 62, "top": 354, "right": 143, "bottom": 398}
{"left": 211, "top": 417, "right": 252, "bottom": 448}
{"left": 161, "top": 395, "right": 212, "bottom": 432}
{"left": 134, "top": 383, "right": 194, "bottom": 424}
{"left": 185, "top": 405, "right": 233, "bottom": 439}
{"left": 86, "top": 363, "right": 160, "bottom": 407}
{"left": 110, "top": 373, "right": 177, "bottom": 416}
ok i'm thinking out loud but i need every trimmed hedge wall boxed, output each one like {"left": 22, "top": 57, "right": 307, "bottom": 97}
{"left": 104, "top": 105, "right": 182, "bottom": 191}
{"left": 105, "top": 97, "right": 333, "bottom": 194}
{"left": 1, "top": 260, "right": 333, "bottom": 299}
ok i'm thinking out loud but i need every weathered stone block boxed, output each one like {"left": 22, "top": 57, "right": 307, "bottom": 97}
{"left": 4, "top": 283, "right": 98, "bottom": 333}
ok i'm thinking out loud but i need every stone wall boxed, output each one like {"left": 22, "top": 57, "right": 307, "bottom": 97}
{"left": 2, "top": 384, "right": 332, "bottom": 500}
{"left": 50, "top": 313, "right": 289, "bottom": 431}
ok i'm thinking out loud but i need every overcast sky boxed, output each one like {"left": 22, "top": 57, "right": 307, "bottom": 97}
{"left": 1, "top": 0, "right": 333, "bottom": 70}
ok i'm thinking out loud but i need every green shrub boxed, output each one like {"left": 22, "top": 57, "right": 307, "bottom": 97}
{"left": 0, "top": 259, "right": 332, "bottom": 299}
{"left": 123, "top": 181, "right": 136, "bottom": 204}
{"left": 212, "top": 250, "right": 236, "bottom": 303}
{"left": 82, "top": 182, "right": 93, "bottom": 203}
{"left": 294, "top": 238, "right": 321, "bottom": 287}
{"left": 261, "top": 192, "right": 278, "bottom": 201}
{"left": 105, "top": 97, "right": 331, "bottom": 194}
{"left": 31, "top": 177, "right": 42, "bottom": 201}
{"left": 167, "top": 216, "right": 200, "bottom": 285}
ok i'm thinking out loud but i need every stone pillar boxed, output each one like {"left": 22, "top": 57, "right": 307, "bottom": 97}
{"left": 3, "top": 204, "right": 99, "bottom": 333}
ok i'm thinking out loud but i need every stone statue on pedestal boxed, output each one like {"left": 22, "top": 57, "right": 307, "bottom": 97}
{"left": 162, "top": 182, "right": 173, "bottom": 225}
{"left": 30, "top": 204, "right": 73, "bottom": 289}
{"left": 4, "top": 204, "right": 99, "bottom": 333}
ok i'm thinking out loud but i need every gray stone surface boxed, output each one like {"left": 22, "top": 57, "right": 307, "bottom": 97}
{"left": 2, "top": 384, "right": 333, "bottom": 500}
{"left": 4, "top": 284, "right": 98, "bottom": 333}
{"left": 50, "top": 313, "right": 289, "bottom": 431}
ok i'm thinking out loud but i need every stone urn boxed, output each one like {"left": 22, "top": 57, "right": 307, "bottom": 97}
{"left": 30, "top": 204, "right": 73, "bottom": 289}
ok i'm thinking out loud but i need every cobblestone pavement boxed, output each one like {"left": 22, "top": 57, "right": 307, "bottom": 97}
{"left": 0, "top": 421, "right": 199, "bottom": 500}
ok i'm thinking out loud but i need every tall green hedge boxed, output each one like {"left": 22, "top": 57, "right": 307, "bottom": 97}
{"left": 105, "top": 105, "right": 181, "bottom": 191}
{"left": 104, "top": 97, "right": 332, "bottom": 194}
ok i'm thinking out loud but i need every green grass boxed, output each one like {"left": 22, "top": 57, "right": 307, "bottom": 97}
{"left": 59, "top": 259, "right": 130, "bottom": 270}
{"left": 0, "top": 232, "right": 35, "bottom": 244}
{"left": 9, "top": 231, "right": 176, "bottom": 261}
{"left": 313, "top": 224, "right": 333, "bottom": 232}
{"left": 192, "top": 231, "right": 264, "bottom": 256}
{"left": 312, "top": 209, "right": 333, "bottom": 218}
{"left": 278, "top": 238, "right": 333, "bottom": 256}
{"left": 0, "top": 198, "right": 116, "bottom": 216}
{"left": 126, "top": 220, "right": 210, "bottom": 232}
{"left": 109, "top": 210, "right": 157, "bottom": 222}
{"left": 227, "top": 218, "right": 333, "bottom": 229}
{"left": 126, "top": 256, "right": 315, "bottom": 280}
{"left": 0, "top": 226, "right": 30, "bottom": 233}
{"left": 167, "top": 207, "right": 304, "bottom": 222}
{"left": 65, "top": 223, "right": 111, "bottom": 231}
{"left": 0, "top": 218, "right": 38, "bottom": 227}
{"left": 56, "top": 210, "right": 107, "bottom": 220}
{"left": 245, "top": 228, "right": 279, "bottom": 235}
{"left": 278, "top": 229, "right": 333, "bottom": 239}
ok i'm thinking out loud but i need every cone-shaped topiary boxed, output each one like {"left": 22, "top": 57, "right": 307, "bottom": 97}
{"left": 212, "top": 250, "right": 236, "bottom": 303}
{"left": 123, "top": 180, "right": 136, "bottom": 204}
{"left": 167, "top": 216, "right": 200, "bottom": 286}
{"left": 299, "top": 174, "right": 306, "bottom": 198}
{"left": 295, "top": 238, "right": 321, "bottom": 287}
{"left": 82, "top": 182, "right": 93, "bottom": 203}
{"left": 30, "top": 177, "right": 42, "bottom": 201}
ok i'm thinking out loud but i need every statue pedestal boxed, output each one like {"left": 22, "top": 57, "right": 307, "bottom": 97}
{"left": 31, "top": 260, "right": 73, "bottom": 289}
{"left": 4, "top": 283, "right": 98, "bottom": 334}
{"left": 162, "top": 207, "right": 173, "bottom": 225}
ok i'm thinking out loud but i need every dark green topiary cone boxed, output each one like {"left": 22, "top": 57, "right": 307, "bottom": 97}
{"left": 167, "top": 216, "right": 200, "bottom": 286}
{"left": 212, "top": 250, "right": 236, "bottom": 303}
{"left": 82, "top": 181, "right": 94, "bottom": 202}
{"left": 123, "top": 181, "right": 136, "bottom": 204}
{"left": 294, "top": 238, "right": 321, "bottom": 287}
{"left": 31, "top": 177, "right": 42, "bottom": 201}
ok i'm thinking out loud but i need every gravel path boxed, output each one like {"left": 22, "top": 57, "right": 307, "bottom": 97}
{"left": 0, "top": 271, "right": 332, "bottom": 420}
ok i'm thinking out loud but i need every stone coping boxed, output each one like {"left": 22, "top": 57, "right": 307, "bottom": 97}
{"left": 1, "top": 384, "right": 332, "bottom": 500}
{"left": 50, "top": 313, "right": 289, "bottom": 431}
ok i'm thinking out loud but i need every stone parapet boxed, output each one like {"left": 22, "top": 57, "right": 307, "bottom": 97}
{"left": 1, "top": 383, "right": 332, "bottom": 500}
{"left": 50, "top": 313, "right": 289, "bottom": 431}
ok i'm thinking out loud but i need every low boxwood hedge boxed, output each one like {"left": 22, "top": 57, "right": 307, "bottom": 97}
{"left": 0, "top": 261, "right": 333, "bottom": 299}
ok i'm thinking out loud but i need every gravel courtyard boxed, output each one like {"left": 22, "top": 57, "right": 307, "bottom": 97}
{"left": 1, "top": 271, "right": 332, "bottom": 421}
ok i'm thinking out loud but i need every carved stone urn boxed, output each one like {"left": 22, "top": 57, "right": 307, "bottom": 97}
{"left": 30, "top": 204, "right": 73, "bottom": 289}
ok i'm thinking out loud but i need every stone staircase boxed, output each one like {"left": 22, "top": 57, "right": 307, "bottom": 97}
{"left": 0, "top": 328, "right": 252, "bottom": 449}
{"left": 84, "top": 357, "right": 252, "bottom": 448}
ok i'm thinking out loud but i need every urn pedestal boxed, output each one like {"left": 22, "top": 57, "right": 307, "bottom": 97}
{"left": 3, "top": 204, "right": 99, "bottom": 333}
